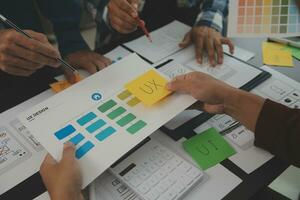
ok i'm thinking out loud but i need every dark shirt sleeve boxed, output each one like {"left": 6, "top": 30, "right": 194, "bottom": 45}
{"left": 255, "top": 99, "right": 300, "bottom": 167}
{"left": 37, "top": 0, "right": 90, "bottom": 56}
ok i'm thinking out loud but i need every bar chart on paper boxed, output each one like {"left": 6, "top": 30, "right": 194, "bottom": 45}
{"left": 228, "top": 0, "right": 300, "bottom": 37}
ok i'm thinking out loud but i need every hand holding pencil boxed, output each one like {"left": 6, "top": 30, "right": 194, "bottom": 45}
{"left": 107, "top": 0, "right": 152, "bottom": 42}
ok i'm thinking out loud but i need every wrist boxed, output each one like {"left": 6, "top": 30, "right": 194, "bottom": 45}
{"left": 51, "top": 190, "right": 83, "bottom": 200}
{"left": 223, "top": 87, "right": 241, "bottom": 116}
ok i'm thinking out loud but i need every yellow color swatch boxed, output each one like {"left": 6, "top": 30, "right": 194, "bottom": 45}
{"left": 50, "top": 74, "right": 82, "bottom": 93}
{"left": 262, "top": 42, "right": 293, "bottom": 67}
{"left": 125, "top": 70, "right": 171, "bottom": 106}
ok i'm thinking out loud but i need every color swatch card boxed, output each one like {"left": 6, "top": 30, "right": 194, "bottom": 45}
{"left": 183, "top": 128, "right": 236, "bottom": 170}
{"left": 18, "top": 54, "right": 196, "bottom": 187}
{"left": 228, "top": 0, "right": 300, "bottom": 37}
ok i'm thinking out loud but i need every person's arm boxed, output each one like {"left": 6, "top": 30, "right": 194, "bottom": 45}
{"left": 167, "top": 72, "right": 300, "bottom": 167}
{"left": 179, "top": 0, "right": 234, "bottom": 66}
{"left": 37, "top": 0, "right": 89, "bottom": 57}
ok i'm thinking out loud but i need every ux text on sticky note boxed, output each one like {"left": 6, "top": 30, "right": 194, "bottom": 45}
{"left": 125, "top": 69, "right": 171, "bottom": 106}
{"left": 183, "top": 128, "right": 236, "bottom": 170}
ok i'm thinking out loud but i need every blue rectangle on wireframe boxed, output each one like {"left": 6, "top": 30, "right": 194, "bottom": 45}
{"left": 95, "top": 127, "right": 116, "bottom": 141}
{"left": 86, "top": 119, "right": 106, "bottom": 133}
{"left": 75, "top": 141, "right": 94, "bottom": 159}
{"left": 54, "top": 125, "right": 76, "bottom": 140}
{"left": 69, "top": 133, "right": 85, "bottom": 145}
{"left": 77, "top": 112, "right": 97, "bottom": 126}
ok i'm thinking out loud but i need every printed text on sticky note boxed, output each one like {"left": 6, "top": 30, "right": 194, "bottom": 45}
{"left": 183, "top": 128, "right": 236, "bottom": 170}
{"left": 125, "top": 70, "right": 171, "bottom": 106}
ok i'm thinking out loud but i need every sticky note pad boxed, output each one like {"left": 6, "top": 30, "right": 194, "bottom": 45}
{"left": 50, "top": 74, "right": 82, "bottom": 93}
{"left": 183, "top": 128, "right": 236, "bottom": 170}
{"left": 262, "top": 42, "right": 294, "bottom": 67}
{"left": 125, "top": 70, "right": 171, "bottom": 106}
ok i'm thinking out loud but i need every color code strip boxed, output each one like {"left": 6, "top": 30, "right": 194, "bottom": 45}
{"left": 75, "top": 141, "right": 95, "bottom": 159}
{"left": 77, "top": 112, "right": 97, "bottom": 126}
{"left": 117, "top": 90, "right": 132, "bottom": 100}
{"left": 107, "top": 107, "right": 126, "bottom": 120}
{"left": 117, "top": 113, "right": 136, "bottom": 127}
{"left": 98, "top": 100, "right": 117, "bottom": 113}
{"left": 55, "top": 125, "right": 76, "bottom": 140}
{"left": 127, "top": 120, "right": 147, "bottom": 134}
{"left": 127, "top": 97, "right": 141, "bottom": 107}
{"left": 69, "top": 133, "right": 85, "bottom": 145}
{"left": 95, "top": 127, "right": 116, "bottom": 141}
{"left": 86, "top": 119, "right": 106, "bottom": 133}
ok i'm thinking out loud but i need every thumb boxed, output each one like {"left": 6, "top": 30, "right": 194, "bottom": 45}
{"left": 62, "top": 142, "right": 76, "bottom": 164}
{"left": 63, "top": 68, "right": 78, "bottom": 84}
{"left": 167, "top": 78, "right": 192, "bottom": 94}
{"left": 129, "top": 0, "right": 139, "bottom": 10}
{"left": 179, "top": 31, "right": 192, "bottom": 48}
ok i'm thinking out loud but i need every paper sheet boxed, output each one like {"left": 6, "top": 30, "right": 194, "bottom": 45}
{"left": 223, "top": 45, "right": 255, "bottom": 62}
{"left": 18, "top": 54, "right": 197, "bottom": 187}
{"left": 269, "top": 166, "right": 300, "bottom": 200}
{"left": 124, "top": 21, "right": 190, "bottom": 63}
{"left": 0, "top": 90, "right": 52, "bottom": 195}
{"left": 228, "top": 0, "right": 300, "bottom": 37}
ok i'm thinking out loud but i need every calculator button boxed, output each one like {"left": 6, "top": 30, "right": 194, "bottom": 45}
{"left": 137, "top": 184, "right": 150, "bottom": 194}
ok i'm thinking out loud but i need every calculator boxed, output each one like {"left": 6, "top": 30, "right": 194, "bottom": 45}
{"left": 109, "top": 139, "right": 204, "bottom": 200}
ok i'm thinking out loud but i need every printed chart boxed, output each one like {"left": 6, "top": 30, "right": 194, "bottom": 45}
{"left": 228, "top": 0, "right": 300, "bottom": 37}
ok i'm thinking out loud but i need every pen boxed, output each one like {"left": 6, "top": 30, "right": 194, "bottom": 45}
{"left": 134, "top": 16, "right": 152, "bottom": 43}
{"left": 0, "top": 14, "right": 79, "bottom": 75}
{"left": 268, "top": 37, "right": 300, "bottom": 49}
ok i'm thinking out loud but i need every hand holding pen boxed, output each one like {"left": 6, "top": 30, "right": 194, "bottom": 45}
{"left": 107, "top": 0, "right": 152, "bottom": 42}
{"left": 0, "top": 14, "right": 78, "bottom": 79}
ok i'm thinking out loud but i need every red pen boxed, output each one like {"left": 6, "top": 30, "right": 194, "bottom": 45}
{"left": 134, "top": 16, "right": 152, "bottom": 43}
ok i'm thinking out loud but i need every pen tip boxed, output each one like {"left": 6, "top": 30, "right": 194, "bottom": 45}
{"left": 0, "top": 14, "right": 6, "bottom": 21}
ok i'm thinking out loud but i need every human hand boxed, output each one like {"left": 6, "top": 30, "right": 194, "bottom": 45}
{"left": 179, "top": 26, "right": 234, "bottom": 66}
{"left": 107, "top": 0, "right": 141, "bottom": 33}
{"left": 0, "top": 29, "right": 60, "bottom": 76}
{"left": 64, "top": 50, "right": 111, "bottom": 83}
{"left": 40, "top": 143, "right": 83, "bottom": 200}
{"left": 167, "top": 72, "right": 236, "bottom": 114}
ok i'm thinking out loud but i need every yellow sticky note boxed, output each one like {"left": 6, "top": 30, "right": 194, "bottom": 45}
{"left": 125, "top": 70, "right": 171, "bottom": 106}
{"left": 50, "top": 74, "right": 82, "bottom": 93}
{"left": 262, "top": 43, "right": 293, "bottom": 67}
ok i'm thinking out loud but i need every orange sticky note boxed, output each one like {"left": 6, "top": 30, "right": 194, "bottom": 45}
{"left": 125, "top": 70, "right": 171, "bottom": 106}
{"left": 50, "top": 74, "right": 82, "bottom": 93}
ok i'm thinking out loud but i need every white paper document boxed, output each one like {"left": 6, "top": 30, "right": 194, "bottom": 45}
{"left": 223, "top": 45, "right": 255, "bottom": 62}
{"left": 125, "top": 21, "right": 190, "bottom": 63}
{"left": 18, "top": 54, "right": 196, "bottom": 187}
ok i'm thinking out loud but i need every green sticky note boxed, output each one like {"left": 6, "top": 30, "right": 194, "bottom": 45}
{"left": 183, "top": 128, "right": 236, "bottom": 170}
{"left": 283, "top": 46, "right": 300, "bottom": 60}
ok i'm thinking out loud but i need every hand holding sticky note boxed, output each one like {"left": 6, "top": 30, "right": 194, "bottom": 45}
{"left": 125, "top": 70, "right": 171, "bottom": 106}
{"left": 183, "top": 128, "right": 236, "bottom": 170}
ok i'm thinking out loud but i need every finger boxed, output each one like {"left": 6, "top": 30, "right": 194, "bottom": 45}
{"left": 166, "top": 77, "right": 193, "bottom": 93}
{"left": 115, "top": 0, "right": 138, "bottom": 18}
{"left": 205, "top": 38, "right": 216, "bottom": 67}
{"left": 0, "top": 52, "right": 42, "bottom": 70}
{"left": 63, "top": 68, "right": 77, "bottom": 84}
{"left": 179, "top": 31, "right": 192, "bottom": 48}
{"left": 81, "top": 61, "right": 98, "bottom": 74}
{"left": 221, "top": 38, "right": 235, "bottom": 54}
{"left": 1, "top": 64, "right": 35, "bottom": 76}
{"left": 195, "top": 36, "right": 204, "bottom": 64}
{"left": 129, "top": 0, "right": 139, "bottom": 10}
{"left": 214, "top": 39, "right": 224, "bottom": 64}
{"left": 62, "top": 142, "right": 76, "bottom": 164}
{"left": 24, "top": 30, "right": 49, "bottom": 43}
{"left": 95, "top": 54, "right": 112, "bottom": 67}
{"left": 13, "top": 34, "right": 60, "bottom": 66}
{"left": 110, "top": 15, "right": 137, "bottom": 33}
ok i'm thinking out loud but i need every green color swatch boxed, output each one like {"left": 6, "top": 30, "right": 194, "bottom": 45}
{"left": 117, "top": 113, "right": 136, "bottom": 127}
{"left": 107, "top": 107, "right": 126, "bottom": 120}
{"left": 183, "top": 128, "right": 236, "bottom": 170}
{"left": 98, "top": 100, "right": 117, "bottom": 113}
{"left": 127, "top": 120, "right": 147, "bottom": 134}
{"left": 117, "top": 90, "right": 132, "bottom": 100}
{"left": 127, "top": 97, "right": 141, "bottom": 107}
